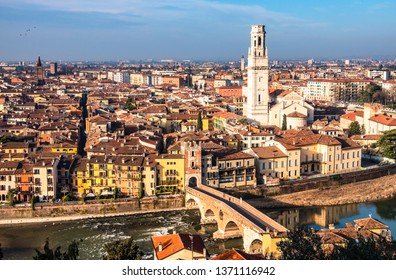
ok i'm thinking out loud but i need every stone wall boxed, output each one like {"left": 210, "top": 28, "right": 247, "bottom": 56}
{"left": 0, "top": 195, "right": 184, "bottom": 220}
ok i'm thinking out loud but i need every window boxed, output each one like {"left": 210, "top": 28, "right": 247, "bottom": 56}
{"left": 262, "top": 162, "right": 266, "bottom": 169}
{"left": 268, "top": 162, "right": 272, "bottom": 169}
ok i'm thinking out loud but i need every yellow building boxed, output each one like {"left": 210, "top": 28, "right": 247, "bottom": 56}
{"left": 72, "top": 155, "right": 146, "bottom": 198}
{"left": 155, "top": 154, "right": 185, "bottom": 194}
{"left": 85, "top": 156, "right": 117, "bottom": 196}
{"left": 213, "top": 111, "right": 241, "bottom": 131}
{"left": 51, "top": 143, "right": 78, "bottom": 154}
{"left": 115, "top": 156, "right": 144, "bottom": 198}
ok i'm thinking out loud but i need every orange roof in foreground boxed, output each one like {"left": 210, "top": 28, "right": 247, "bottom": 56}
{"left": 354, "top": 217, "right": 389, "bottom": 230}
{"left": 151, "top": 234, "right": 205, "bottom": 260}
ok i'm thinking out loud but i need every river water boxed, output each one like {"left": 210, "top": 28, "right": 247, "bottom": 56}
{"left": 1, "top": 197, "right": 396, "bottom": 260}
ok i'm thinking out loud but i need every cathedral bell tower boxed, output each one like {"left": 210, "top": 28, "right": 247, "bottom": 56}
{"left": 242, "top": 25, "right": 269, "bottom": 125}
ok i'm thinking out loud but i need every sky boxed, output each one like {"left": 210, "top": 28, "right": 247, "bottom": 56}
{"left": 0, "top": 0, "right": 395, "bottom": 62}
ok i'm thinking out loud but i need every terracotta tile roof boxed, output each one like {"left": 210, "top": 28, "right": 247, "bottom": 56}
{"left": 218, "top": 151, "right": 255, "bottom": 161}
{"left": 211, "top": 249, "right": 266, "bottom": 260}
{"left": 287, "top": 111, "right": 306, "bottom": 118}
{"left": 251, "top": 146, "right": 287, "bottom": 159}
{"left": 340, "top": 111, "right": 364, "bottom": 121}
{"left": 151, "top": 234, "right": 206, "bottom": 260}
{"left": 369, "top": 114, "right": 396, "bottom": 126}
{"left": 354, "top": 217, "right": 389, "bottom": 230}
{"left": 334, "top": 136, "right": 361, "bottom": 149}
{"left": 350, "top": 134, "right": 381, "bottom": 141}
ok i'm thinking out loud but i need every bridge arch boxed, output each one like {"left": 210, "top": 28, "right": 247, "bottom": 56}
{"left": 186, "top": 198, "right": 198, "bottom": 208}
{"left": 222, "top": 220, "right": 242, "bottom": 239}
{"left": 249, "top": 239, "right": 263, "bottom": 254}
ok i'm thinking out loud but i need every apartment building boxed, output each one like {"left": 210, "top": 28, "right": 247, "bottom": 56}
{"left": 306, "top": 79, "right": 372, "bottom": 102}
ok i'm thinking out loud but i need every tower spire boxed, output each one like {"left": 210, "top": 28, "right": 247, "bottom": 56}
{"left": 242, "top": 25, "right": 270, "bottom": 125}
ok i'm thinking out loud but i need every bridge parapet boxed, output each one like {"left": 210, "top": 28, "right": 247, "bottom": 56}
{"left": 190, "top": 184, "right": 287, "bottom": 233}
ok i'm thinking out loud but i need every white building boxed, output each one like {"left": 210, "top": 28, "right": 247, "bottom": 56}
{"left": 243, "top": 25, "right": 270, "bottom": 125}
{"left": 113, "top": 72, "right": 130, "bottom": 84}
{"left": 269, "top": 91, "right": 314, "bottom": 128}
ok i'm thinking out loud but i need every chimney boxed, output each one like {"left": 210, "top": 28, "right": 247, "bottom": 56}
{"left": 328, "top": 224, "right": 335, "bottom": 230}
{"left": 273, "top": 230, "right": 277, "bottom": 237}
{"left": 158, "top": 242, "right": 163, "bottom": 252}
{"left": 203, "top": 248, "right": 207, "bottom": 258}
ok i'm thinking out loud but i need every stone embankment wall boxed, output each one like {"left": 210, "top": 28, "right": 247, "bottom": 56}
{"left": 224, "top": 165, "right": 396, "bottom": 198}
{"left": 0, "top": 195, "right": 184, "bottom": 220}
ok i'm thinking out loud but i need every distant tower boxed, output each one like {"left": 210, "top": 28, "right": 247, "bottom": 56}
{"left": 242, "top": 25, "right": 270, "bottom": 125}
{"left": 36, "top": 56, "right": 45, "bottom": 85}
{"left": 50, "top": 62, "right": 58, "bottom": 75}
{"left": 241, "top": 55, "right": 245, "bottom": 71}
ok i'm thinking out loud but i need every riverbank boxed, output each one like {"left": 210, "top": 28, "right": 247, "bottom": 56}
{"left": 0, "top": 207, "right": 189, "bottom": 225}
{"left": 246, "top": 173, "right": 396, "bottom": 209}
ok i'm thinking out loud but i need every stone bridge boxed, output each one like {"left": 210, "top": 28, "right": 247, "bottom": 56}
{"left": 185, "top": 185, "right": 287, "bottom": 254}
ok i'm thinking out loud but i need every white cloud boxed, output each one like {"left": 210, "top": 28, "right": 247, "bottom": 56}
{"left": 0, "top": 0, "right": 324, "bottom": 28}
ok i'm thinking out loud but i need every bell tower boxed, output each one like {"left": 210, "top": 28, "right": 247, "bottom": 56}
{"left": 36, "top": 56, "right": 45, "bottom": 86}
{"left": 243, "top": 25, "right": 269, "bottom": 125}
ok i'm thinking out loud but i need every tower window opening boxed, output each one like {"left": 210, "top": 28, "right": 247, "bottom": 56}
{"left": 258, "top": 36, "right": 262, "bottom": 46}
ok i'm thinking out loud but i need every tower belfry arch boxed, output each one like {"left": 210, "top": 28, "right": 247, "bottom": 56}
{"left": 243, "top": 25, "right": 270, "bottom": 125}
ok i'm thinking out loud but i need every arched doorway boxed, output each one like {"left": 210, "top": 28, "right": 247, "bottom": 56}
{"left": 188, "top": 176, "right": 197, "bottom": 187}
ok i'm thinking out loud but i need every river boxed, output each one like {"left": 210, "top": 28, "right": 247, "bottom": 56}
{"left": 1, "top": 198, "right": 396, "bottom": 260}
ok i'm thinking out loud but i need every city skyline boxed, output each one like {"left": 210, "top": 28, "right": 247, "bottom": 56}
{"left": 1, "top": 0, "right": 396, "bottom": 61}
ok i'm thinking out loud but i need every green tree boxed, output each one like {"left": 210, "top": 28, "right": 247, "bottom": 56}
{"left": 33, "top": 238, "right": 82, "bottom": 260}
{"left": 102, "top": 237, "right": 143, "bottom": 260}
{"left": 379, "top": 129, "right": 396, "bottom": 159}
{"left": 281, "top": 114, "right": 287, "bottom": 130}
{"left": 31, "top": 196, "right": 36, "bottom": 211}
{"left": 331, "top": 234, "right": 396, "bottom": 260}
{"left": 278, "top": 227, "right": 396, "bottom": 260}
{"left": 123, "top": 97, "right": 136, "bottom": 111}
{"left": 349, "top": 121, "right": 362, "bottom": 135}
{"left": 7, "top": 189, "right": 17, "bottom": 206}
{"left": 277, "top": 226, "right": 326, "bottom": 260}
{"left": 197, "top": 111, "right": 203, "bottom": 131}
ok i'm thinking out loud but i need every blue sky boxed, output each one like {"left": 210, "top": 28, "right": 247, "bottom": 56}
{"left": 0, "top": 0, "right": 395, "bottom": 61}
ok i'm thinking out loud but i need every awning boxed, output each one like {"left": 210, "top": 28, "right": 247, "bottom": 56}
{"left": 86, "top": 193, "right": 96, "bottom": 198}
